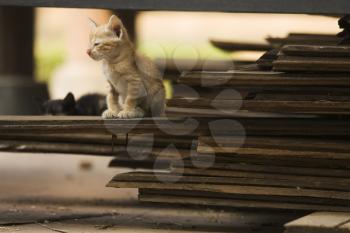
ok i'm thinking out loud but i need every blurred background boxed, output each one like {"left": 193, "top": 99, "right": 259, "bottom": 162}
{"left": 36, "top": 9, "right": 338, "bottom": 98}
{"left": 0, "top": 8, "right": 340, "bottom": 114}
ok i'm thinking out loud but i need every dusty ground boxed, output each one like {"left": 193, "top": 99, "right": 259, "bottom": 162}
{"left": 0, "top": 152, "right": 304, "bottom": 232}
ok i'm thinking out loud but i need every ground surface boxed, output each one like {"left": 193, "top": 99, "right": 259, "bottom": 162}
{"left": 0, "top": 152, "right": 304, "bottom": 232}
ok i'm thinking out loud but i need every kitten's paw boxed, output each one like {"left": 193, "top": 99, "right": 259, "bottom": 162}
{"left": 117, "top": 108, "right": 144, "bottom": 119}
{"left": 102, "top": 110, "right": 119, "bottom": 119}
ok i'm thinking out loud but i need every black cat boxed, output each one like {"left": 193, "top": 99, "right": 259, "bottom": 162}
{"left": 41, "top": 92, "right": 107, "bottom": 116}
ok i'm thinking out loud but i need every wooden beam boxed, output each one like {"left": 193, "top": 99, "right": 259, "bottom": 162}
{"left": 0, "top": 6, "right": 34, "bottom": 77}
{"left": 0, "top": 0, "right": 349, "bottom": 14}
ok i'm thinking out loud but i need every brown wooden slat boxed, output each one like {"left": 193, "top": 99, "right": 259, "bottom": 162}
{"left": 172, "top": 166, "right": 350, "bottom": 181}
{"left": 198, "top": 136, "right": 350, "bottom": 160}
{"left": 210, "top": 40, "right": 272, "bottom": 52}
{"left": 179, "top": 71, "right": 350, "bottom": 87}
{"left": 172, "top": 160, "right": 350, "bottom": 178}
{"left": 200, "top": 154, "right": 350, "bottom": 169}
{"left": 110, "top": 171, "right": 350, "bottom": 191}
{"left": 2, "top": 116, "right": 350, "bottom": 136}
{"left": 273, "top": 56, "right": 350, "bottom": 72}
{"left": 0, "top": 140, "right": 190, "bottom": 158}
{"left": 139, "top": 190, "right": 350, "bottom": 211}
{"left": 281, "top": 45, "right": 350, "bottom": 57}
{"left": 266, "top": 33, "right": 340, "bottom": 46}
{"left": 107, "top": 172, "right": 350, "bottom": 200}
{"left": 168, "top": 97, "right": 350, "bottom": 114}
{"left": 140, "top": 189, "right": 350, "bottom": 206}
{"left": 140, "top": 194, "right": 350, "bottom": 211}
{"left": 0, "top": 132, "right": 194, "bottom": 149}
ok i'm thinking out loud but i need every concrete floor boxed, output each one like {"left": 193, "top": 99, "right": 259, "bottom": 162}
{"left": 0, "top": 152, "right": 304, "bottom": 232}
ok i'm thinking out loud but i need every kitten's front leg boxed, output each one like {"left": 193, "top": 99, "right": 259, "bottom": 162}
{"left": 117, "top": 83, "right": 145, "bottom": 119}
{"left": 117, "top": 97, "right": 144, "bottom": 118}
{"left": 102, "top": 89, "right": 121, "bottom": 119}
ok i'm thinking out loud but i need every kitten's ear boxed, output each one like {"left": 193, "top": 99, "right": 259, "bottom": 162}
{"left": 63, "top": 92, "right": 76, "bottom": 107}
{"left": 88, "top": 17, "right": 98, "bottom": 30}
{"left": 107, "top": 15, "right": 123, "bottom": 39}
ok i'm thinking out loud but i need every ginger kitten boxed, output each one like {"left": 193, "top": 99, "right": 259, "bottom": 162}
{"left": 87, "top": 15, "right": 166, "bottom": 119}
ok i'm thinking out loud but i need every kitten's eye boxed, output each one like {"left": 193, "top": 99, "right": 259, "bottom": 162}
{"left": 94, "top": 42, "right": 100, "bottom": 47}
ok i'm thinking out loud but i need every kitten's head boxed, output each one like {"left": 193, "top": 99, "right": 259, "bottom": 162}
{"left": 41, "top": 92, "right": 76, "bottom": 115}
{"left": 87, "top": 15, "right": 128, "bottom": 61}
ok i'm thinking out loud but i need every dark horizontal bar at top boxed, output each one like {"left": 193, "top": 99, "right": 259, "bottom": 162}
{"left": 0, "top": 0, "right": 349, "bottom": 14}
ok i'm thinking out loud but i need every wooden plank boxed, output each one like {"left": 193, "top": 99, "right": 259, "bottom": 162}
{"left": 254, "top": 93, "right": 350, "bottom": 101}
{"left": 107, "top": 172, "right": 350, "bottom": 200}
{"left": 0, "top": 140, "right": 190, "bottom": 158}
{"left": 0, "top": 116, "right": 198, "bottom": 135}
{"left": 168, "top": 97, "right": 350, "bottom": 114}
{"left": 273, "top": 56, "right": 350, "bottom": 72}
{"left": 141, "top": 189, "right": 350, "bottom": 206}
{"left": 139, "top": 194, "right": 350, "bottom": 212}
{"left": 179, "top": 71, "right": 350, "bottom": 87}
{"left": 285, "top": 212, "right": 350, "bottom": 233}
{"left": 198, "top": 136, "right": 350, "bottom": 160}
{"left": 0, "top": 139, "right": 123, "bottom": 156}
{"left": 172, "top": 160, "right": 350, "bottom": 178}
{"left": 2, "top": 116, "right": 350, "bottom": 136}
{"left": 166, "top": 106, "right": 304, "bottom": 118}
{"left": 139, "top": 190, "right": 350, "bottom": 211}
{"left": 111, "top": 171, "right": 350, "bottom": 191}
{"left": 172, "top": 162, "right": 350, "bottom": 188}
{"left": 281, "top": 45, "right": 350, "bottom": 57}
{"left": 210, "top": 40, "right": 272, "bottom": 52}
{"left": 266, "top": 33, "right": 340, "bottom": 46}
{"left": 0, "top": 132, "right": 194, "bottom": 149}
{"left": 172, "top": 166, "right": 350, "bottom": 181}
{"left": 198, "top": 154, "right": 350, "bottom": 169}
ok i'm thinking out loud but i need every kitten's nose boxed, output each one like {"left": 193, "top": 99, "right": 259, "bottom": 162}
{"left": 87, "top": 49, "right": 92, "bottom": 56}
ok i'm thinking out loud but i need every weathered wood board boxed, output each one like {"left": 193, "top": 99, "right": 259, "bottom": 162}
{"left": 139, "top": 189, "right": 350, "bottom": 211}
{"left": 107, "top": 172, "right": 350, "bottom": 200}
{"left": 285, "top": 211, "right": 350, "bottom": 233}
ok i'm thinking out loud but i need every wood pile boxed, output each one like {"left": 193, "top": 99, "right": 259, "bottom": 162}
{"left": 2, "top": 16, "right": 350, "bottom": 213}
{"left": 107, "top": 16, "right": 350, "bottom": 211}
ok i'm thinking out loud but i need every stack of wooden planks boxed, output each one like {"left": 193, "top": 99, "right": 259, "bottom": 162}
{"left": 107, "top": 17, "right": 350, "bottom": 212}
{"left": 0, "top": 116, "right": 195, "bottom": 169}
{"left": 107, "top": 131, "right": 350, "bottom": 211}
{"left": 3, "top": 17, "right": 350, "bottom": 213}
{"left": 273, "top": 44, "right": 350, "bottom": 72}
{"left": 170, "top": 70, "right": 350, "bottom": 115}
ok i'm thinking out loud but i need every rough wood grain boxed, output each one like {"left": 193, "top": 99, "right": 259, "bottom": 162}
{"left": 107, "top": 172, "right": 350, "bottom": 200}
